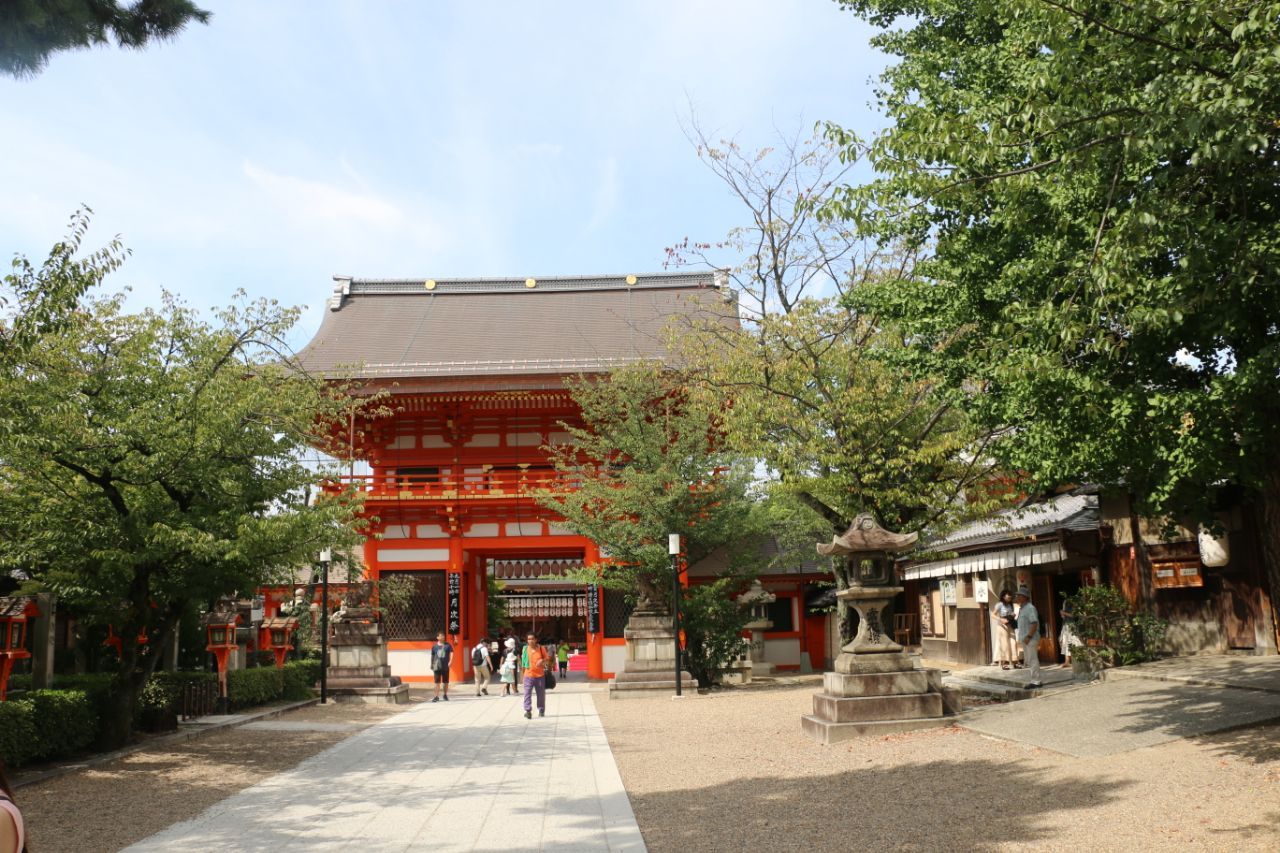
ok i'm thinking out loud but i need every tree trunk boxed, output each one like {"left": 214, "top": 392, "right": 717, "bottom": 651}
{"left": 1256, "top": 462, "right": 1280, "bottom": 651}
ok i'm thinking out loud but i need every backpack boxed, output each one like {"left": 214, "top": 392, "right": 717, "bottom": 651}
{"left": 472, "top": 646, "right": 486, "bottom": 666}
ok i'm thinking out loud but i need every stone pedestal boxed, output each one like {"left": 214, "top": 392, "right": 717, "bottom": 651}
{"left": 608, "top": 614, "right": 697, "bottom": 699}
{"left": 802, "top": 586, "right": 947, "bottom": 743}
{"left": 326, "top": 616, "right": 409, "bottom": 704}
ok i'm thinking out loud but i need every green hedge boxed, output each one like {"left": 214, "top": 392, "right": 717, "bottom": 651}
{"left": 227, "top": 666, "right": 284, "bottom": 710}
{"left": 0, "top": 700, "right": 39, "bottom": 767}
{"left": 282, "top": 660, "right": 320, "bottom": 700}
{"left": 28, "top": 689, "right": 98, "bottom": 757}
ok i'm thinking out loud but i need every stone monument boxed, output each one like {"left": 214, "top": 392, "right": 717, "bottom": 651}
{"left": 801, "top": 515, "right": 947, "bottom": 743}
{"left": 737, "top": 580, "right": 776, "bottom": 678}
{"left": 608, "top": 583, "right": 697, "bottom": 699}
{"left": 326, "top": 582, "right": 409, "bottom": 704}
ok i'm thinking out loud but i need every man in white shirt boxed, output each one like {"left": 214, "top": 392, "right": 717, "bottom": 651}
{"left": 472, "top": 636, "right": 492, "bottom": 697}
{"left": 1015, "top": 586, "right": 1043, "bottom": 687}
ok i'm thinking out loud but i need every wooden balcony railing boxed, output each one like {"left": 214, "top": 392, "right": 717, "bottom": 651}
{"left": 322, "top": 468, "right": 577, "bottom": 501}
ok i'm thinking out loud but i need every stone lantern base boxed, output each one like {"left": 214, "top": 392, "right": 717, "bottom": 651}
{"left": 801, "top": 586, "right": 946, "bottom": 743}
{"left": 608, "top": 614, "right": 698, "bottom": 699}
{"left": 326, "top": 616, "right": 410, "bottom": 704}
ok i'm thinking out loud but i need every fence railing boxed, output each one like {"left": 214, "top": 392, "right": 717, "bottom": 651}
{"left": 322, "top": 468, "right": 578, "bottom": 500}
{"left": 180, "top": 679, "right": 219, "bottom": 719}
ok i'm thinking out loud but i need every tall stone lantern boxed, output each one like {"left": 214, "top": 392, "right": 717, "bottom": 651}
{"left": 736, "top": 580, "right": 776, "bottom": 678}
{"left": 801, "top": 515, "right": 947, "bottom": 743}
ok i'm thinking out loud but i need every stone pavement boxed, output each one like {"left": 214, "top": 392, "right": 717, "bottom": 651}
{"left": 960, "top": 655, "right": 1280, "bottom": 757}
{"left": 125, "top": 682, "right": 644, "bottom": 853}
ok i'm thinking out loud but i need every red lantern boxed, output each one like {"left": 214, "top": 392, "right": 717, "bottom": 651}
{"left": 203, "top": 605, "right": 241, "bottom": 712}
{"left": 0, "top": 597, "right": 40, "bottom": 702}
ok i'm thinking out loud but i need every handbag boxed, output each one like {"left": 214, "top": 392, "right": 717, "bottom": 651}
{"left": 545, "top": 667, "right": 557, "bottom": 690}
{"left": 542, "top": 650, "right": 557, "bottom": 689}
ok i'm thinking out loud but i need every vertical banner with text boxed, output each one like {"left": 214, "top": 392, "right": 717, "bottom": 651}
{"left": 447, "top": 573, "right": 461, "bottom": 635}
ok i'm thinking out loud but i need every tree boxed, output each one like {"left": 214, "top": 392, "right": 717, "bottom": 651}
{"left": 824, "top": 1, "right": 1280, "bottom": 629}
{"left": 668, "top": 129, "right": 1007, "bottom": 640}
{"left": 0, "top": 222, "right": 368, "bottom": 745}
{"left": 0, "top": 0, "right": 210, "bottom": 78}
{"left": 539, "top": 363, "right": 764, "bottom": 617}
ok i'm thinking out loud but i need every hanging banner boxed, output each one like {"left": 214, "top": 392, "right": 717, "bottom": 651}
{"left": 447, "top": 573, "right": 461, "bottom": 635}
{"left": 587, "top": 585, "right": 600, "bottom": 634}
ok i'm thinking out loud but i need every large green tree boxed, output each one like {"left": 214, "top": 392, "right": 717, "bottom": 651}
{"left": 0, "top": 0, "right": 210, "bottom": 78}
{"left": 669, "top": 131, "right": 1007, "bottom": 639}
{"left": 0, "top": 222, "right": 367, "bottom": 744}
{"left": 539, "top": 363, "right": 765, "bottom": 615}
{"left": 825, "top": 2, "right": 1280, "bottom": 625}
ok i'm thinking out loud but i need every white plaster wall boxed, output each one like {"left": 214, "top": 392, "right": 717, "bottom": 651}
{"left": 381, "top": 525, "right": 410, "bottom": 539}
{"left": 465, "top": 523, "right": 499, "bottom": 538}
{"left": 466, "top": 434, "right": 500, "bottom": 447}
{"left": 416, "top": 524, "right": 447, "bottom": 538}
{"left": 388, "top": 649, "right": 431, "bottom": 678}
{"left": 763, "top": 637, "right": 801, "bottom": 666}
{"left": 422, "top": 434, "right": 450, "bottom": 448}
{"left": 602, "top": 644, "right": 627, "bottom": 676}
{"left": 377, "top": 548, "right": 450, "bottom": 562}
{"left": 505, "top": 522, "right": 544, "bottom": 536}
{"left": 507, "top": 432, "right": 542, "bottom": 446}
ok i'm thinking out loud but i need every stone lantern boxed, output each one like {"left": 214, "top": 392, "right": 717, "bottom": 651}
{"left": 736, "top": 580, "right": 777, "bottom": 678}
{"left": 0, "top": 596, "right": 39, "bottom": 701}
{"left": 801, "top": 514, "right": 947, "bottom": 743}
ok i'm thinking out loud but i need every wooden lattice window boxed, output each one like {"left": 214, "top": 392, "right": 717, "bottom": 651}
{"left": 382, "top": 571, "right": 447, "bottom": 640}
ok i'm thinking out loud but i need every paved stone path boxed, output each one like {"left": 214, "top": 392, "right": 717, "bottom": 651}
{"left": 125, "top": 683, "right": 644, "bottom": 852}
{"left": 961, "top": 658, "right": 1280, "bottom": 757}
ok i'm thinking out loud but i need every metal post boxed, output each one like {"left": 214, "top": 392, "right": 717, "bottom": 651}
{"left": 320, "top": 548, "right": 331, "bottom": 704}
{"left": 669, "top": 533, "right": 681, "bottom": 697}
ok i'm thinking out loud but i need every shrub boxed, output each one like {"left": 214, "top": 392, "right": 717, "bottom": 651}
{"left": 1067, "top": 584, "right": 1168, "bottom": 671}
{"left": 282, "top": 660, "right": 320, "bottom": 700}
{"left": 682, "top": 578, "right": 755, "bottom": 688}
{"left": 0, "top": 700, "right": 39, "bottom": 767}
{"left": 27, "top": 689, "right": 98, "bottom": 757}
{"left": 227, "top": 666, "right": 284, "bottom": 709}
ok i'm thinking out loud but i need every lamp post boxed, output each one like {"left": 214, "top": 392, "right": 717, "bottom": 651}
{"left": 669, "top": 533, "right": 681, "bottom": 697}
{"left": 319, "top": 547, "right": 331, "bottom": 704}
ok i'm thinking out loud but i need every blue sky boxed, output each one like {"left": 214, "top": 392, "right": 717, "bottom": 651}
{"left": 0, "top": 1, "right": 887, "bottom": 349}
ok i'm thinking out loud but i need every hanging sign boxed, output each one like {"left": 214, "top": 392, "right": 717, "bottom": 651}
{"left": 587, "top": 585, "right": 600, "bottom": 634}
{"left": 974, "top": 579, "right": 989, "bottom": 605}
{"left": 939, "top": 578, "right": 958, "bottom": 606}
{"left": 447, "top": 573, "right": 461, "bottom": 635}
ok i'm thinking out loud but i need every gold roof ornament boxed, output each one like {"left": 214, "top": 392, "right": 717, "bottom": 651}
{"left": 625, "top": 274, "right": 637, "bottom": 285}
{"left": 817, "top": 514, "right": 918, "bottom": 557}
{"left": 525, "top": 278, "right": 537, "bottom": 288}
{"left": 424, "top": 279, "right": 436, "bottom": 291}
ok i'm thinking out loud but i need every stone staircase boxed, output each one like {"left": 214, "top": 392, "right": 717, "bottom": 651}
{"left": 943, "top": 664, "right": 1079, "bottom": 706}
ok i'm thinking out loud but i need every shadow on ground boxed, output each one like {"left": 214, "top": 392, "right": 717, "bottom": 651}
{"left": 626, "top": 758, "right": 1129, "bottom": 852}
{"left": 1110, "top": 681, "right": 1280, "bottom": 762}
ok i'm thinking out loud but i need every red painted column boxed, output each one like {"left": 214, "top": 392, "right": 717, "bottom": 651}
{"left": 585, "top": 541, "right": 604, "bottom": 680}
{"left": 449, "top": 535, "right": 466, "bottom": 681}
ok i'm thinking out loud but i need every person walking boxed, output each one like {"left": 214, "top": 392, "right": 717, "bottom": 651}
{"left": 431, "top": 632, "right": 453, "bottom": 703}
{"left": 500, "top": 637, "right": 518, "bottom": 695}
{"left": 993, "top": 589, "right": 1018, "bottom": 670}
{"left": 1059, "top": 595, "right": 1079, "bottom": 667}
{"left": 521, "top": 633, "right": 554, "bottom": 719}
{"left": 557, "top": 640, "right": 570, "bottom": 679}
{"left": 0, "top": 756, "right": 26, "bottom": 853}
{"left": 1015, "top": 586, "right": 1043, "bottom": 688}
{"left": 472, "top": 636, "right": 493, "bottom": 696}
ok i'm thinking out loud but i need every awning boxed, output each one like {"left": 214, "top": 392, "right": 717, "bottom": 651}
{"left": 899, "top": 541, "right": 1065, "bottom": 581}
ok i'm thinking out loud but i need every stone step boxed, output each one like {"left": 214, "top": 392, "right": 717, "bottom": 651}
{"left": 961, "top": 667, "right": 1076, "bottom": 690}
{"left": 612, "top": 669, "right": 697, "bottom": 684}
{"left": 800, "top": 713, "right": 950, "bottom": 744}
{"left": 811, "top": 690, "right": 943, "bottom": 723}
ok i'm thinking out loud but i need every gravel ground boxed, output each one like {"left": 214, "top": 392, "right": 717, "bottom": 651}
{"left": 593, "top": 683, "right": 1280, "bottom": 852}
{"left": 15, "top": 697, "right": 425, "bottom": 853}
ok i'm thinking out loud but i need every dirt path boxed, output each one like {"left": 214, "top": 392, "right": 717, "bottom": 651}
{"left": 594, "top": 683, "right": 1280, "bottom": 852}
{"left": 16, "top": 697, "right": 425, "bottom": 853}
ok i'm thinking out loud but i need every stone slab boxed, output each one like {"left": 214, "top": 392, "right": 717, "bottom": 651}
{"left": 801, "top": 713, "right": 951, "bottom": 744}
{"left": 959, "top": 676, "right": 1280, "bottom": 757}
{"left": 823, "top": 670, "right": 929, "bottom": 697}
{"left": 812, "top": 691, "right": 943, "bottom": 723}
{"left": 329, "top": 684, "right": 411, "bottom": 705}
{"left": 833, "top": 651, "right": 914, "bottom": 674}
{"left": 125, "top": 682, "right": 644, "bottom": 852}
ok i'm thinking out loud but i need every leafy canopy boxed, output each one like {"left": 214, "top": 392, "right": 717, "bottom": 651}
{"left": 539, "top": 362, "right": 765, "bottom": 614}
{"left": 0, "top": 0, "right": 210, "bottom": 77}
{"left": 825, "top": 1, "right": 1280, "bottom": 523}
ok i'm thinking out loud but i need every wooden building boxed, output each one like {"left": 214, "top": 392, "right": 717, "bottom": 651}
{"left": 292, "top": 272, "right": 734, "bottom": 683}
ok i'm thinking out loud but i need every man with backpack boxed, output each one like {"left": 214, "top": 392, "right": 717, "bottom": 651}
{"left": 472, "top": 636, "right": 493, "bottom": 697}
{"left": 431, "top": 632, "right": 453, "bottom": 703}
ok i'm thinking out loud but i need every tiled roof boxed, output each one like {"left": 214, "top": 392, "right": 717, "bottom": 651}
{"left": 918, "top": 493, "right": 1100, "bottom": 552}
{"left": 295, "top": 271, "right": 736, "bottom": 380}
